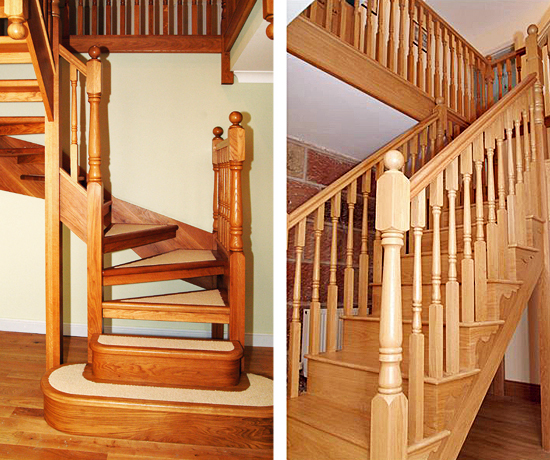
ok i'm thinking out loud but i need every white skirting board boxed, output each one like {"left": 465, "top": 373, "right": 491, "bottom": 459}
{"left": 0, "top": 319, "right": 273, "bottom": 347}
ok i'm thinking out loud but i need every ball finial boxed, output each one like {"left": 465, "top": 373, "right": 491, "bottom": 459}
{"left": 229, "top": 111, "right": 243, "bottom": 125}
{"left": 213, "top": 126, "right": 223, "bottom": 138}
{"left": 384, "top": 150, "right": 404, "bottom": 171}
{"left": 7, "top": 20, "right": 27, "bottom": 40}
{"left": 435, "top": 96, "right": 445, "bottom": 105}
{"left": 266, "top": 23, "right": 273, "bottom": 40}
{"left": 528, "top": 24, "right": 538, "bottom": 36}
{"left": 88, "top": 45, "right": 101, "bottom": 59}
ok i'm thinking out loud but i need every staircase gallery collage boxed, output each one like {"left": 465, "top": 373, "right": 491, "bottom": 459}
{"left": 287, "top": 0, "right": 550, "bottom": 459}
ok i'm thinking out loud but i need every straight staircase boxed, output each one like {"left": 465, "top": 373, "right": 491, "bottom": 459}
{"left": 287, "top": 18, "right": 550, "bottom": 457}
{"left": 1, "top": 0, "right": 272, "bottom": 449}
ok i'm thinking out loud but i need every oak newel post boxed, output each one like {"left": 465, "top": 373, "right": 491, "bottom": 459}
{"left": 228, "top": 112, "right": 246, "bottom": 349}
{"left": 86, "top": 45, "right": 103, "bottom": 362}
{"left": 370, "top": 150, "right": 409, "bottom": 460}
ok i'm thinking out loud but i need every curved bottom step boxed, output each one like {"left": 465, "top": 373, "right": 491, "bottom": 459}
{"left": 42, "top": 363, "right": 273, "bottom": 448}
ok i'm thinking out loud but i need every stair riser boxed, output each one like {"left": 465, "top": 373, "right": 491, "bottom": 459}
{"left": 307, "top": 359, "right": 474, "bottom": 434}
{"left": 342, "top": 319, "right": 500, "bottom": 371}
{"left": 413, "top": 224, "right": 470, "bottom": 254}
{"left": 288, "top": 418, "right": 368, "bottom": 460}
{"left": 400, "top": 252, "right": 462, "bottom": 284}
{"left": 103, "top": 266, "right": 224, "bottom": 286}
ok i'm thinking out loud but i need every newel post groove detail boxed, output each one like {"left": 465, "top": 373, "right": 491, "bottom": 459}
{"left": 370, "top": 150, "right": 409, "bottom": 460}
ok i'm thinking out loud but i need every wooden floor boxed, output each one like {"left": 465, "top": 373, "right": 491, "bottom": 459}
{"left": 459, "top": 394, "right": 550, "bottom": 460}
{"left": 0, "top": 331, "right": 273, "bottom": 460}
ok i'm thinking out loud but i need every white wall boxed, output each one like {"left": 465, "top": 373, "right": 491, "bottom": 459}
{"left": 0, "top": 44, "right": 273, "bottom": 345}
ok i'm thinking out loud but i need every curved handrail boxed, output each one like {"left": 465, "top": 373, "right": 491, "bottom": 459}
{"left": 287, "top": 112, "right": 440, "bottom": 229}
{"left": 409, "top": 73, "right": 537, "bottom": 198}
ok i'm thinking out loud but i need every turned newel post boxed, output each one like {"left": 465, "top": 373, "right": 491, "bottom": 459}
{"left": 86, "top": 45, "right": 103, "bottom": 363}
{"left": 227, "top": 111, "right": 246, "bottom": 350}
{"left": 5, "top": 0, "right": 27, "bottom": 39}
{"left": 212, "top": 127, "right": 223, "bottom": 240}
{"left": 370, "top": 150, "right": 409, "bottom": 460}
{"left": 87, "top": 45, "right": 102, "bottom": 184}
{"left": 525, "top": 25, "right": 544, "bottom": 81}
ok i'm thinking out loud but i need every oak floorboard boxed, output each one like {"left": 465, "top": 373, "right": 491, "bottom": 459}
{"left": 0, "top": 331, "right": 273, "bottom": 459}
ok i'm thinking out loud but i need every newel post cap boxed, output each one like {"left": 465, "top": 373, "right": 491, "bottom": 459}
{"left": 375, "top": 151, "right": 410, "bottom": 233}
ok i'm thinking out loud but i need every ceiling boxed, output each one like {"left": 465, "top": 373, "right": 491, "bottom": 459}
{"left": 288, "top": 0, "right": 550, "bottom": 160}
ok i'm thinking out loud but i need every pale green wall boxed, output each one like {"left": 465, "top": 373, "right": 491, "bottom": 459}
{"left": 0, "top": 53, "right": 273, "bottom": 341}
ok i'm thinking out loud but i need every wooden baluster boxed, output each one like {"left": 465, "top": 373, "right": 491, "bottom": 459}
{"left": 212, "top": 127, "right": 223, "bottom": 240}
{"left": 370, "top": 150, "right": 409, "bottom": 460}
{"left": 148, "top": 0, "right": 154, "bottom": 34}
{"left": 134, "top": 0, "right": 140, "bottom": 34}
{"left": 428, "top": 119, "right": 436, "bottom": 164}
{"left": 428, "top": 171, "right": 444, "bottom": 379}
{"left": 344, "top": 181, "right": 357, "bottom": 315}
{"left": 178, "top": 0, "right": 183, "bottom": 34}
{"left": 495, "top": 116, "right": 509, "bottom": 279}
{"left": 373, "top": 160, "right": 384, "bottom": 283}
{"left": 461, "top": 144, "right": 475, "bottom": 323}
{"left": 353, "top": 0, "right": 361, "bottom": 49}
{"left": 486, "top": 57, "right": 494, "bottom": 108}
{"left": 457, "top": 40, "right": 463, "bottom": 115}
{"left": 376, "top": 0, "right": 385, "bottom": 65}
{"left": 357, "top": 1, "right": 367, "bottom": 51}
{"left": 207, "top": 0, "right": 214, "bottom": 35}
{"left": 407, "top": 0, "right": 415, "bottom": 84}
{"left": 338, "top": 0, "right": 347, "bottom": 40}
{"left": 288, "top": 219, "right": 306, "bottom": 398}
{"left": 523, "top": 106, "right": 533, "bottom": 220}
{"left": 387, "top": 0, "right": 396, "bottom": 71}
{"left": 475, "top": 58, "right": 481, "bottom": 116}
{"left": 120, "top": 0, "right": 126, "bottom": 34}
{"left": 365, "top": 0, "right": 374, "bottom": 58}
{"left": 86, "top": 46, "right": 103, "bottom": 362}
{"left": 463, "top": 47, "right": 470, "bottom": 121}
{"left": 441, "top": 26, "right": 448, "bottom": 105}
{"left": 516, "top": 55, "right": 522, "bottom": 84}
{"left": 514, "top": 104, "right": 527, "bottom": 244}
{"left": 327, "top": 192, "right": 341, "bottom": 353}
{"left": 485, "top": 129, "right": 499, "bottom": 281}
{"left": 420, "top": 127, "right": 428, "bottom": 170}
{"left": 415, "top": 3, "right": 424, "bottom": 91}
{"left": 396, "top": 0, "right": 406, "bottom": 77}
{"left": 423, "top": 11, "right": 432, "bottom": 96}
{"left": 164, "top": 0, "right": 170, "bottom": 34}
{"left": 78, "top": 0, "right": 83, "bottom": 35}
{"left": 470, "top": 50, "right": 476, "bottom": 121}
{"left": 70, "top": 65, "right": 79, "bottom": 182}
{"left": 473, "top": 134, "right": 488, "bottom": 321}
{"left": 325, "top": 0, "right": 333, "bottom": 31}
{"left": 105, "top": 0, "right": 112, "bottom": 34}
{"left": 433, "top": 20, "right": 440, "bottom": 99}
{"left": 445, "top": 158, "right": 459, "bottom": 374}
{"left": 310, "top": 205, "right": 325, "bottom": 356}
{"left": 529, "top": 88, "right": 540, "bottom": 217}
{"left": 497, "top": 62, "right": 503, "bottom": 99}
{"left": 449, "top": 33, "right": 455, "bottom": 110}
{"left": 409, "top": 188, "right": 425, "bottom": 443}
{"left": 481, "top": 59, "right": 487, "bottom": 112}
{"left": 359, "top": 171, "right": 372, "bottom": 316}
{"left": 506, "top": 58, "right": 512, "bottom": 94}
{"left": 92, "top": 0, "right": 97, "bottom": 34}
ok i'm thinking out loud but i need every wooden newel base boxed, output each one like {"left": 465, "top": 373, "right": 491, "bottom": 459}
{"left": 370, "top": 392, "right": 408, "bottom": 460}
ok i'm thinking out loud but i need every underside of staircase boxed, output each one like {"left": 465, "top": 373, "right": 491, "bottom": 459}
{"left": 1, "top": 0, "right": 272, "bottom": 449}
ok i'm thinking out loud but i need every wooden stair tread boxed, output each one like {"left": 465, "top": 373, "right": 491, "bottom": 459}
{"left": 288, "top": 394, "right": 370, "bottom": 450}
{"left": 0, "top": 80, "right": 42, "bottom": 101}
{"left": 110, "top": 248, "right": 219, "bottom": 268}
{"left": 307, "top": 350, "right": 480, "bottom": 384}
{"left": 0, "top": 37, "right": 32, "bottom": 63}
{"left": 106, "top": 288, "right": 227, "bottom": 307}
{"left": 103, "top": 223, "right": 179, "bottom": 253}
{"left": 0, "top": 116, "right": 45, "bottom": 135}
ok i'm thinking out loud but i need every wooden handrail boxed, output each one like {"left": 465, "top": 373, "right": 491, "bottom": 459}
{"left": 59, "top": 44, "right": 87, "bottom": 74}
{"left": 489, "top": 46, "right": 526, "bottom": 68}
{"left": 410, "top": 74, "right": 537, "bottom": 198}
{"left": 287, "top": 112, "right": 439, "bottom": 229}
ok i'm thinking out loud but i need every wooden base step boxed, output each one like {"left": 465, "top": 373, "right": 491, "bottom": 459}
{"left": 0, "top": 116, "right": 45, "bottom": 135}
{"left": 0, "top": 36, "right": 32, "bottom": 63}
{"left": 90, "top": 333, "right": 243, "bottom": 388}
{"left": 103, "top": 222, "right": 179, "bottom": 253}
{"left": 102, "top": 288, "right": 230, "bottom": 323}
{"left": 42, "top": 363, "right": 273, "bottom": 448}
{"left": 103, "top": 249, "right": 225, "bottom": 285}
{"left": 0, "top": 80, "right": 42, "bottom": 102}
{"left": 287, "top": 394, "right": 369, "bottom": 459}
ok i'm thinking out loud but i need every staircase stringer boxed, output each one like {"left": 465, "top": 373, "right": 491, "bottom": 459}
{"left": 433, "top": 239, "right": 543, "bottom": 460}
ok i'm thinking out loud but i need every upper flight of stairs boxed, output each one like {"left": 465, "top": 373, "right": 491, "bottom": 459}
{"left": 1, "top": 0, "right": 272, "bottom": 449}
